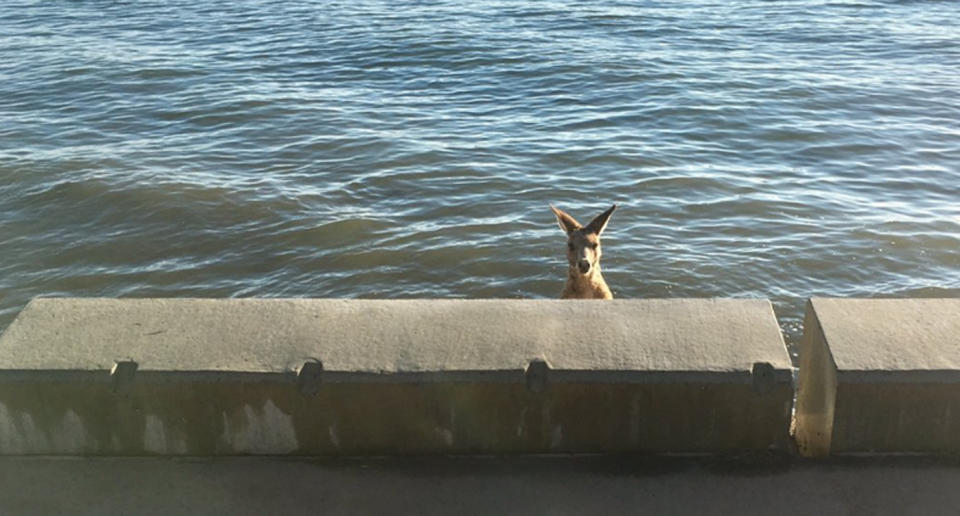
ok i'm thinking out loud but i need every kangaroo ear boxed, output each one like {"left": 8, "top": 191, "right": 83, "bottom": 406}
{"left": 550, "top": 205, "right": 581, "bottom": 234}
{"left": 585, "top": 204, "right": 616, "bottom": 236}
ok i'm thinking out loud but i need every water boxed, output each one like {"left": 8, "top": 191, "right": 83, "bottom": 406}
{"left": 2, "top": 0, "right": 959, "bottom": 358}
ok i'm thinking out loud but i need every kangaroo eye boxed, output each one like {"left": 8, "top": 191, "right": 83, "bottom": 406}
{"left": 567, "top": 243, "right": 575, "bottom": 251}
{"left": 590, "top": 243, "right": 599, "bottom": 250}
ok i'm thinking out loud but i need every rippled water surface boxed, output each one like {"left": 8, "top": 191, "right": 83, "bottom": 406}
{"left": 2, "top": 0, "right": 959, "bottom": 356}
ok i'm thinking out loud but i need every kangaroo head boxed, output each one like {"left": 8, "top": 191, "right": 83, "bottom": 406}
{"left": 550, "top": 204, "right": 616, "bottom": 276}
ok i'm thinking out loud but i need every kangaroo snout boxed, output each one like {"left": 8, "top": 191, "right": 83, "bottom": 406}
{"left": 577, "top": 259, "right": 591, "bottom": 274}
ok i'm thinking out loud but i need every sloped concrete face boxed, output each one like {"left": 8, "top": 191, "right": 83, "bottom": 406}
{"left": 794, "top": 298, "right": 960, "bottom": 457}
{"left": 0, "top": 298, "right": 793, "bottom": 455}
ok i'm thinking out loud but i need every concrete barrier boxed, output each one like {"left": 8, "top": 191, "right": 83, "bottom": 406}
{"left": 794, "top": 298, "right": 960, "bottom": 457}
{"left": 0, "top": 298, "right": 792, "bottom": 455}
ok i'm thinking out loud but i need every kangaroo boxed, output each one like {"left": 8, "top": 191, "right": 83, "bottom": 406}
{"left": 550, "top": 204, "right": 617, "bottom": 299}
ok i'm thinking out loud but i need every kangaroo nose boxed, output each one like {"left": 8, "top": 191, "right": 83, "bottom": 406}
{"left": 578, "top": 260, "right": 591, "bottom": 274}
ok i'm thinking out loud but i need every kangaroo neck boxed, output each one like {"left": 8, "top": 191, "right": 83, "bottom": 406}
{"left": 565, "top": 266, "right": 611, "bottom": 299}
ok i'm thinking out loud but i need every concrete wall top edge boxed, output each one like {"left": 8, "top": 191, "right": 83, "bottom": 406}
{"left": 836, "top": 369, "right": 960, "bottom": 383}
{"left": 0, "top": 364, "right": 794, "bottom": 381}
{"left": 0, "top": 367, "right": 792, "bottom": 384}
{"left": 809, "top": 298, "right": 960, "bottom": 371}
{"left": 0, "top": 297, "right": 791, "bottom": 374}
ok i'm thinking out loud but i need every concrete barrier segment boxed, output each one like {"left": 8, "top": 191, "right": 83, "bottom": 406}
{"left": 0, "top": 298, "right": 793, "bottom": 455}
{"left": 793, "top": 298, "right": 960, "bottom": 456}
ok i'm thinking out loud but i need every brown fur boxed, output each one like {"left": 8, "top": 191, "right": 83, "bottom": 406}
{"left": 550, "top": 204, "right": 616, "bottom": 299}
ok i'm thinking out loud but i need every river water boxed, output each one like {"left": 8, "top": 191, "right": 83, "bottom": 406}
{"left": 2, "top": 0, "right": 958, "bottom": 358}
